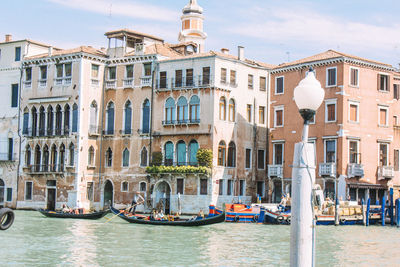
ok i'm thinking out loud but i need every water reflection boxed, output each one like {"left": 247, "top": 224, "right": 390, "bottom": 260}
{"left": 1, "top": 211, "right": 400, "bottom": 266}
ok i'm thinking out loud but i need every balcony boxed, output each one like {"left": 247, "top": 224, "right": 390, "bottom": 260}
{"left": 24, "top": 81, "right": 32, "bottom": 89}
{"left": 89, "top": 125, "right": 101, "bottom": 136}
{"left": 123, "top": 78, "right": 134, "bottom": 88}
{"left": 26, "top": 164, "right": 64, "bottom": 174}
{"left": 106, "top": 80, "right": 116, "bottom": 90}
{"left": 103, "top": 129, "right": 114, "bottom": 136}
{"left": 64, "top": 77, "right": 72, "bottom": 85}
{"left": 157, "top": 75, "right": 214, "bottom": 91}
{"left": 91, "top": 79, "right": 100, "bottom": 87}
{"left": 141, "top": 76, "right": 152, "bottom": 87}
{"left": 319, "top": 163, "right": 336, "bottom": 177}
{"left": 162, "top": 119, "right": 200, "bottom": 126}
{"left": 268, "top": 165, "right": 283, "bottom": 178}
{"left": 120, "top": 129, "right": 133, "bottom": 135}
{"left": 138, "top": 129, "right": 150, "bottom": 136}
{"left": 55, "top": 78, "right": 63, "bottom": 85}
{"left": 378, "top": 166, "right": 394, "bottom": 180}
{"left": 24, "top": 127, "right": 68, "bottom": 138}
{"left": 347, "top": 163, "right": 364, "bottom": 178}
{"left": 39, "top": 79, "right": 47, "bottom": 87}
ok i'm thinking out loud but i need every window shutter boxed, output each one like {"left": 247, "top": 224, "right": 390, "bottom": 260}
{"left": 108, "top": 108, "right": 114, "bottom": 134}
{"left": 11, "top": 84, "right": 18, "bottom": 107}
{"left": 125, "top": 107, "right": 132, "bottom": 133}
{"left": 23, "top": 113, "right": 29, "bottom": 134}
{"left": 72, "top": 105, "right": 78, "bottom": 132}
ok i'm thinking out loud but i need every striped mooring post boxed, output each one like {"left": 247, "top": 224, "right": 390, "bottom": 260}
{"left": 390, "top": 188, "right": 394, "bottom": 226}
{"left": 381, "top": 196, "right": 386, "bottom": 226}
{"left": 366, "top": 198, "right": 370, "bottom": 227}
{"left": 396, "top": 199, "right": 400, "bottom": 227}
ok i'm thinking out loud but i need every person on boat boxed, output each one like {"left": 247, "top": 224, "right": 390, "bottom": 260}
{"left": 278, "top": 195, "right": 287, "bottom": 211}
{"left": 129, "top": 191, "right": 145, "bottom": 214}
{"left": 197, "top": 209, "right": 205, "bottom": 219}
{"left": 62, "top": 204, "right": 71, "bottom": 213}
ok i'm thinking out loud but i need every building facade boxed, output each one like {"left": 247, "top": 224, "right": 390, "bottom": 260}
{"left": 268, "top": 50, "right": 400, "bottom": 203}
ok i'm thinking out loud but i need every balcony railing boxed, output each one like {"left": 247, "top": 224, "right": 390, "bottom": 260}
{"left": 24, "top": 127, "right": 68, "bottom": 137}
{"left": 347, "top": 163, "right": 364, "bottom": 178}
{"left": 156, "top": 75, "right": 214, "bottom": 91}
{"left": 268, "top": 165, "right": 283, "bottom": 178}
{"left": 106, "top": 80, "right": 116, "bottom": 90}
{"left": 26, "top": 164, "right": 64, "bottom": 174}
{"left": 162, "top": 119, "right": 200, "bottom": 126}
{"left": 55, "top": 78, "right": 63, "bottom": 85}
{"left": 24, "top": 81, "right": 32, "bottom": 89}
{"left": 39, "top": 80, "right": 47, "bottom": 87}
{"left": 141, "top": 76, "right": 152, "bottom": 87}
{"left": 89, "top": 125, "right": 101, "bottom": 135}
{"left": 91, "top": 79, "right": 100, "bottom": 86}
{"left": 123, "top": 78, "right": 134, "bottom": 88}
{"left": 64, "top": 77, "right": 72, "bottom": 85}
{"left": 160, "top": 161, "right": 200, "bottom": 167}
{"left": 319, "top": 163, "right": 336, "bottom": 177}
{"left": 378, "top": 166, "right": 394, "bottom": 180}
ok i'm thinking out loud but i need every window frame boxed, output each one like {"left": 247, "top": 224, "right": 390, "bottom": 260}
{"left": 257, "top": 149, "right": 265, "bottom": 170}
{"left": 325, "top": 99, "right": 337, "bottom": 123}
{"left": 199, "top": 178, "right": 208, "bottom": 195}
{"left": 326, "top": 67, "right": 337, "bottom": 87}
{"left": 324, "top": 139, "right": 337, "bottom": 163}
{"left": 121, "top": 181, "right": 129, "bottom": 192}
{"left": 259, "top": 106, "right": 265, "bottom": 124}
{"left": 348, "top": 101, "right": 359, "bottom": 123}
{"left": 248, "top": 74, "right": 254, "bottom": 89}
{"left": 25, "top": 181, "right": 33, "bottom": 201}
{"left": 273, "top": 143, "right": 284, "bottom": 165}
{"left": 378, "top": 143, "right": 389, "bottom": 167}
{"left": 378, "top": 106, "right": 389, "bottom": 127}
{"left": 274, "top": 106, "right": 284, "bottom": 127}
{"left": 239, "top": 179, "right": 246, "bottom": 196}
{"left": 349, "top": 67, "right": 359, "bottom": 87}
{"left": 275, "top": 76, "right": 284, "bottom": 95}
{"left": 348, "top": 139, "right": 360, "bottom": 164}
{"left": 177, "top": 178, "right": 184, "bottom": 195}
{"left": 259, "top": 76, "right": 266, "bottom": 91}
{"left": 378, "top": 73, "right": 390, "bottom": 92}
{"left": 245, "top": 148, "right": 252, "bottom": 170}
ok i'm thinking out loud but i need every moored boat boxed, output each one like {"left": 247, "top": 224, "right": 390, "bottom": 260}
{"left": 110, "top": 206, "right": 225, "bottom": 226}
{"left": 210, "top": 204, "right": 260, "bottom": 223}
{"left": 38, "top": 209, "right": 109, "bottom": 219}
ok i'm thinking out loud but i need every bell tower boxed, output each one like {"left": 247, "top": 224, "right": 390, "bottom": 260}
{"left": 178, "top": 0, "right": 207, "bottom": 53}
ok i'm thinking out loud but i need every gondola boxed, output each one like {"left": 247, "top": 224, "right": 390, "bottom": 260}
{"left": 38, "top": 209, "right": 109, "bottom": 220}
{"left": 110, "top": 206, "right": 225, "bottom": 226}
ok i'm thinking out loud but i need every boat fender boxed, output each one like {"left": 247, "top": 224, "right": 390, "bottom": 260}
{"left": 234, "top": 215, "right": 239, "bottom": 222}
{"left": 0, "top": 208, "right": 15, "bottom": 231}
{"left": 277, "top": 216, "right": 284, "bottom": 224}
{"left": 286, "top": 217, "right": 291, "bottom": 224}
{"left": 340, "top": 218, "right": 346, "bottom": 224}
{"left": 253, "top": 215, "right": 258, "bottom": 222}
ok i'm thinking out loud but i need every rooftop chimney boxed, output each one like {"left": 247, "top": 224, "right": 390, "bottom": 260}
{"left": 221, "top": 48, "right": 229, "bottom": 54}
{"left": 48, "top": 46, "right": 53, "bottom": 57}
{"left": 238, "top": 46, "right": 244, "bottom": 61}
{"left": 5, "top": 34, "right": 12, "bottom": 42}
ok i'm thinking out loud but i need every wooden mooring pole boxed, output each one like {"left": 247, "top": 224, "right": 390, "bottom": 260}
{"left": 366, "top": 198, "right": 370, "bottom": 226}
{"left": 390, "top": 188, "right": 394, "bottom": 226}
{"left": 381, "top": 196, "right": 386, "bottom": 226}
{"left": 395, "top": 199, "right": 400, "bottom": 227}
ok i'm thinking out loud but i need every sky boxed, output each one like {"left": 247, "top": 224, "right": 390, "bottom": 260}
{"left": 1, "top": 0, "right": 399, "bottom": 67}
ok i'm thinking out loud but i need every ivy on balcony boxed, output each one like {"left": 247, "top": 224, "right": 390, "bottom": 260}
{"left": 145, "top": 165, "right": 211, "bottom": 175}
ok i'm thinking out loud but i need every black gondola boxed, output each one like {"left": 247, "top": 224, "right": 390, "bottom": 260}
{"left": 110, "top": 206, "right": 225, "bottom": 226}
{"left": 38, "top": 209, "right": 109, "bottom": 220}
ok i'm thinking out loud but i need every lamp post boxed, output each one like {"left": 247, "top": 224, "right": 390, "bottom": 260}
{"left": 290, "top": 68, "right": 324, "bottom": 267}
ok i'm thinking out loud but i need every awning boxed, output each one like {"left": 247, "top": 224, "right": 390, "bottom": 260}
{"left": 347, "top": 183, "right": 387, "bottom": 190}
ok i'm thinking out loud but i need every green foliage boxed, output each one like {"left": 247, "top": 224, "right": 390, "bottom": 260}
{"left": 151, "top": 152, "right": 163, "bottom": 166}
{"left": 146, "top": 165, "right": 211, "bottom": 175}
{"left": 197, "top": 149, "right": 213, "bottom": 168}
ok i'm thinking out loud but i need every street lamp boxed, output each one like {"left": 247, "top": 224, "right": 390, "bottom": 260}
{"left": 290, "top": 68, "right": 324, "bottom": 267}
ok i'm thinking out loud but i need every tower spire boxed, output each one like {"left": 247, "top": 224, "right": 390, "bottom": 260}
{"left": 179, "top": 0, "right": 207, "bottom": 53}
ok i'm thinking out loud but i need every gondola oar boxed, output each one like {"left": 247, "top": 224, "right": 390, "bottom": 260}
{"left": 105, "top": 203, "right": 142, "bottom": 223}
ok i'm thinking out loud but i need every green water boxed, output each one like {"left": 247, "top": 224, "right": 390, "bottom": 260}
{"left": 1, "top": 211, "right": 400, "bottom": 266}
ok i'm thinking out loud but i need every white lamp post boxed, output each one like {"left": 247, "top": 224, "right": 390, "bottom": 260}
{"left": 290, "top": 68, "right": 324, "bottom": 267}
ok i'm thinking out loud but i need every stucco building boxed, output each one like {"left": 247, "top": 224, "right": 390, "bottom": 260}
{"left": 268, "top": 50, "right": 400, "bottom": 203}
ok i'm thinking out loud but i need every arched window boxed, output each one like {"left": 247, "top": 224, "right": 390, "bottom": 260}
{"left": 140, "top": 147, "right": 148, "bottom": 167}
{"left": 25, "top": 145, "right": 31, "bottom": 166}
{"left": 142, "top": 100, "right": 150, "bottom": 134}
{"left": 189, "top": 95, "right": 200, "bottom": 123}
{"left": 90, "top": 101, "right": 98, "bottom": 133}
{"left": 229, "top": 99, "right": 236, "bottom": 122}
{"left": 176, "top": 141, "right": 187, "bottom": 166}
{"left": 43, "top": 145, "right": 49, "bottom": 172}
{"left": 64, "top": 104, "right": 70, "bottom": 135}
{"left": 59, "top": 144, "right": 65, "bottom": 172}
{"left": 218, "top": 141, "right": 226, "bottom": 166}
{"left": 139, "top": 182, "right": 147, "bottom": 192}
{"left": 189, "top": 140, "right": 199, "bottom": 165}
{"left": 34, "top": 145, "right": 41, "bottom": 172}
{"left": 177, "top": 97, "right": 188, "bottom": 123}
{"left": 122, "top": 148, "right": 130, "bottom": 167}
{"left": 39, "top": 106, "right": 45, "bottom": 136}
{"left": 106, "top": 102, "right": 114, "bottom": 135}
{"left": 121, "top": 181, "right": 129, "bottom": 192}
{"left": 165, "top": 98, "right": 176, "bottom": 124}
{"left": 106, "top": 147, "right": 113, "bottom": 167}
{"left": 31, "top": 107, "right": 37, "bottom": 136}
{"left": 219, "top": 97, "right": 226, "bottom": 120}
{"left": 164, "top": 141, "right": 174, "bottom": 166}
{"left": 124, "top": 101, "right": 132, "bottom": 134}
{"left": 88, "top": 146, "right": 95, "bottom": 166}
{"left": 23, "top": 108, "right": 29, "bottom": 135}
{"left": 72, "top": 104, "right": 78, "bottom": 133}
{"left": 55, "top": 105, "right": 62, "bottom": 135}
{"left": 227, "top": 141, "right": 236, "bottom": 167}
{"left": 50, "top": 144, "right": 57, "bottom": 172}
{"left": 69, "top": 143, "right": 74, "bottom": 166}
{"left": 47, "top": 106, "right": 53, "bottom": 136}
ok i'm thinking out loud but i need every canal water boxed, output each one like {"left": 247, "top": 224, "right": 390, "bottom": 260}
{"left": 1, "top": 211, "right": 400, "bottom": 266}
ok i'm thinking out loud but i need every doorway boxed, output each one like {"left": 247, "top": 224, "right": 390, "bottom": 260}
{"left": 155, "top": 181, "right": 171, "bottom": 214}
{"left": 104, "top": 180, "right": 113, "bottom": 208}
{"left": 47, "top": 188, "right": 56, "bottom": 211}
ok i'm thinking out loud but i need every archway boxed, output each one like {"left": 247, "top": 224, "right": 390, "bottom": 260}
{"left": 0, "top": 179, "right": 4, "bottom": 204}
{"left": 154, "top": 181, "right": 171, "bottom": 214}
{"left": 103, "top": 180, "right": 113, "bottom": 208}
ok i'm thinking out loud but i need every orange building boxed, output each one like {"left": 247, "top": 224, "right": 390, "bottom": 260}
{"left": 268, "top": 50, "right": 400, "bottom": 204}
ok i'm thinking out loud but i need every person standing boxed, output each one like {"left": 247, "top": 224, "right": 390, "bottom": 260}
{"left": 129, "top": 191, "right": 144, "bottom": 214}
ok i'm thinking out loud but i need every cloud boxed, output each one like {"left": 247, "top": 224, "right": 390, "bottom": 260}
{"left": 227, "top": 6, "right": 400, "bottom": 53}
{"left": 47, "top": 0, "right": 179, "bottom": 22}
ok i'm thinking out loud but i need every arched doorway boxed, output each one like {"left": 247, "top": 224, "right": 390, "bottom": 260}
{"left": 0, "top": 179, "right": 4, "bottom": 205}
{"left": 154, "top": 181, "right": 171, "bottom": 214}
{"left": 104, "top": 180, "right": 113, "bottom": 208}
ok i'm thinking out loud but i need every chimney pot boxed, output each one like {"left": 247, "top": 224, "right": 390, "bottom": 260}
{"left": 238, "top": 46, "right": 244, "bottom": 61}
{"left": 5, "top": 34, "right": 12, "bottom": 42}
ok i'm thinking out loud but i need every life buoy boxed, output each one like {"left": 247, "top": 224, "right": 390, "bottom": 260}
{"left": 0, "top": 208, "right": 15, "bottom": 231}
{"left": 277, "top": 216, "right": 284, "bottom": 224}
